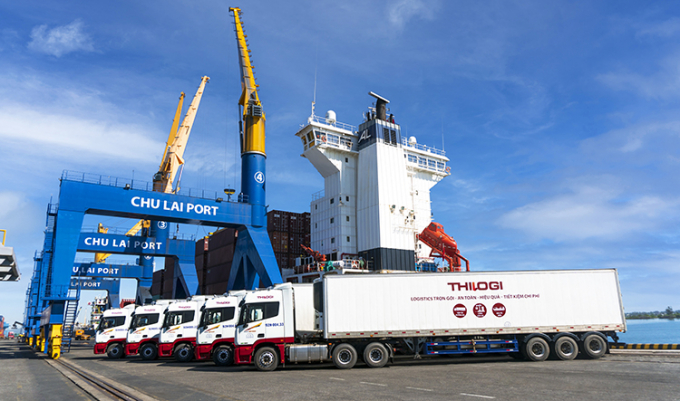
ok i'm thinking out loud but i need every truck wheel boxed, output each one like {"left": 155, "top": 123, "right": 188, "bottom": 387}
{"left": 213, "top": 345, "right": 234, "bottom": 366}
{"left": 174, "top": 344, "right": 194, "bottom": 362}
{"left": 582, "top": 334, "right": 607, "bottom": 359}
{"left": 332, "top": 343, "right": 358, "bottom": 369}
{"left": 524, "top": 337, "right": 550, "bottom": 362}
{"left": 106, "top": 343, "right": 124, "bottom": 359}
{"left": 553, "top": 337, "right": 578, "bottom": 361}
{"left": 363, "top": 342, "right": 389, "bottom": 368}
{"left": 254, "top": 346, "right": 279, "bottom": 371}
{"left": 140, "top": 344, "right": 158, "bottom": 361}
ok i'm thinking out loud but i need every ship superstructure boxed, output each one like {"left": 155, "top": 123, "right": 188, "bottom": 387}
{"left": 292, "top": 92, "right": 449, "bottom": 278}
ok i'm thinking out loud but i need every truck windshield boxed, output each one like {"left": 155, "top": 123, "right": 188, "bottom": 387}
{"left": 97, "top": 316, "right": 126, "bottom": 331}
{"left": 163, "top": 311, "right": 195, "bottom": 328}
{"left": 238, "top": 302, "right": 279, "bottom": 325}
{"left": 129, "top": 313, "right": 159, "bottom": 330}
{"left": 199, "top": 307, "right": 236, "bottom": 328}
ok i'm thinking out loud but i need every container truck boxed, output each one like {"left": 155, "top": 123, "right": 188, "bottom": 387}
{"left": 94, "top": 304, "right": 135, "bottom": 358}
{"left": 234, "top": 269, "right": 626, "bottom": 371}
{"left": 194, "top": 291, "right": 246, "bottom": 366}
{"left": 125, "top": 300, "right": 175, "bottom": 360}
{"left": 159, "top": 296, "right": 214, "bottom": 362}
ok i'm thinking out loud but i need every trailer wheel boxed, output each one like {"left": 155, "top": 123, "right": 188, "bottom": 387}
{"left": 254, "top": 346, "right": 279, "bottom": 371}
{"left": 553, "top": 337, "right": 578, "bottom": 361}
{"left": 174, "top": 344, "right": 194, "bottom": 362}
{"left": 213, "top": 345, "right": 234, "bottom": 366}
{"left": 140, "top": 344, "right": 158, "bottom": 361}
{"left": 363, "top": 342, "right": 389, "bottom": 368}
{"left": 582, "top": 334, "right": 607, "bottom": 359}
{"left": 332, "top": 343, "right": 358, "bottom": 369}
{"left": 524, "top": 337, "right": 550, "bottom": 361}
{"left": 106, "top": 343, "right": 124, "bottom": 359}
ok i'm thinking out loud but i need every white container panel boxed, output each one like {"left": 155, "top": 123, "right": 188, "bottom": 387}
{"left": 323, "top": 270, "right": 625, "bottom": 337}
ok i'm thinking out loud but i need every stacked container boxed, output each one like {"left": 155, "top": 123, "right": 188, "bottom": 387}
{"left": 267, "top": 210, "right": 311, "bottom": 273}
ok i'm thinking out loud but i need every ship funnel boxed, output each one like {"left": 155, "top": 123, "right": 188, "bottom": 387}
{"left": 368, "top": 91, "right": 390, "bottom": 121}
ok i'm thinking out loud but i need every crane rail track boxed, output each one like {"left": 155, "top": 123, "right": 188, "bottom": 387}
{"left": 47, "top": 358, "right": 157, "bottom": 401}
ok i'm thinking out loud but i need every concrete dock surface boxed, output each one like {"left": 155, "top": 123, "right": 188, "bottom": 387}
{"left": 3, "top": 339, "right": 680, "bottom": 401}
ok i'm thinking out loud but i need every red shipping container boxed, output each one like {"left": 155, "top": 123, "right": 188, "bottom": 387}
{"left": 207, "top": 244, "right": 235, "bottom": 268}
{"left": 206, "top": 262, "right": 232, "bottom": 284}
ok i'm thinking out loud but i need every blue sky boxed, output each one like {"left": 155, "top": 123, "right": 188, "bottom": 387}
{"left": 1, "top": 0, "right": 680, "bottom": 326}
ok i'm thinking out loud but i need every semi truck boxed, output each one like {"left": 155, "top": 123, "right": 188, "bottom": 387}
{"left": 233, "top": 269, "right": 626, "bottom": 371}
{"left": 159, "top": 296, "right": 214, "bottom": 362}
{"left": 194, "top": 292, "right": 246, "bottom": 365}
{"left": 125, "top": 300, "right": 175, "bottom": 360}
{"left": 94, "top": 304, "right": 135, "bottom": 358}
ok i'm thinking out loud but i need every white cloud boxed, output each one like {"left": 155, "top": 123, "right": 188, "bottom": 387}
{"left": 387, "top": 0, "right": 437, "bottom": 30}
{"left": 28, "top": 19, "right": 94, "bottom": 57}
{"left": 597, "top": 53, "right": 680, "bottom": 100}
{"left": 0, "top": 106, "right": 161, "bottom": 164}
{"left": 635, "top": 17, "right": 680, "bottom": 38}
{"left": 498, "top": 179, "right": 679, "bottom": 242}
{"left": 0, "top": 191, "right": 23, "bottom": 221}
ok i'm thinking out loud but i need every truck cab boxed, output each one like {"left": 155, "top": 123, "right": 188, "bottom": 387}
{"left": 94, "top": 304, "right": 135, "bottom": 359}
{"left": 125, "top": 300, "right": 175, "bottom": 360}
{"left": 194, "top": 292, "right": 246, "bottom": 366}
{"left": 234, "top": 284, "right": 298, "bottom": 367}
{"left": 159, "top": 296, "right": 212, "bottom": 362}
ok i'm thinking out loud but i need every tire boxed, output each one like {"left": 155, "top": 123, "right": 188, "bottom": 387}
{"left": 106, "top": 343, "right": 124, "bottom": 359}
{"left": 212, "top": 345, "right": 234, "bottom": 366}
{"left": 553, "top": 336, "right": 578, "bottom": 361}
{"left": 174, "top": 344, "right": 194, "bottom": 362}
{"left": 332, "top": 343, "right": 358, "bottom": 369}
{"left": 523, "top": 337, "right": 550, "bottom": 362}
{"left": 582, "top": 334, "right": 607, "bottom": 359}
{"left": 363, "top": 342, "right": 389, "bottom": 368}
{"left": 254, "top": 346, "right": 279, "bottom": 371}
{"left": 140, "top": 343, "right": 158, "bottom": 361}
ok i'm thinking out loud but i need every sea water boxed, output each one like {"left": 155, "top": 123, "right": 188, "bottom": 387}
{"left": 617, "top": 319, "right": 680, "bottom": 344}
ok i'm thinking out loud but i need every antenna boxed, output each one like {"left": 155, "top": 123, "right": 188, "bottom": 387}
{"left": 441, "top": 117, "right": 445, "bottom": 151}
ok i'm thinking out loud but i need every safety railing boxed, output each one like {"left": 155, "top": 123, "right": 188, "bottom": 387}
{"left": 307, "top": 114, "right": 357, "bottom": 132}
{"left": 61, "top": 170, "right": 249, "bottom": 203}
{"left": 405, "top": 152, "right": 450, "bottom": 174}
{"left": 311, "top": 189, "right": 325, "bottom": 201}
{"left": 401, "top": 138, "right": 446, "bottom": 156}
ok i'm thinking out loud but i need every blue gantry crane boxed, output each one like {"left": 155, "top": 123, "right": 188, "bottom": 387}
{"left": 23, "top": 22, "right": 284, "bottom": 356}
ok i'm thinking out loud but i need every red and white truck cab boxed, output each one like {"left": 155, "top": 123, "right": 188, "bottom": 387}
{"left": 233, "top": 285, "right": 300, "bottom": 366}
{"left": 125, "top": 300, "right": 175, "bottom": 360}
{"left": 94, "top": 304, "right": 135, "bottom": 359}
{"left": 194, "top": 291, "right": 246, "bottom": 366}
{"left": 159, "top": 296, "right": 212, "bottom": 362}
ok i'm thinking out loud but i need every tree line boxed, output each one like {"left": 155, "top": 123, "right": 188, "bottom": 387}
{"left": 626, "top": 307, "right": 679, "bottom": 320}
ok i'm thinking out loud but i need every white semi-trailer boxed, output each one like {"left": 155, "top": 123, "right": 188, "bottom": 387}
{"left": 194, "top": 292, "right": 246, "bottom": 365}
{"left": 234, "top": 270, "right": 626, "bottom": 371}
{"left": 94, "top": 304, "right": 135, "bottom": 359}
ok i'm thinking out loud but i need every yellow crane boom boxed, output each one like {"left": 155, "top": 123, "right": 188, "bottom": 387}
{"left": 153, "top": 76, "right": 210, "bottom": 193}
{"left": 96, "top": 76, "right": 209, "bottom": 264}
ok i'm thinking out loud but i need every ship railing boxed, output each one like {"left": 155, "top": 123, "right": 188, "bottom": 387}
{"left": 313, "top": 130, "right": 355, "bottom": 152}
{"left": 405, "top": 152, "right": 450, "bottom": 174}
{"left": 61, "top": 170, "right": 249, "bottom": 203}
{"left": 401, "top": 138, "right": 446, "bottom": 156}
{"left": 311, "top": 189, "right": 325, "bottom": 201}
{"left": 308, "top": 114, "right": 357, "bottom": 132}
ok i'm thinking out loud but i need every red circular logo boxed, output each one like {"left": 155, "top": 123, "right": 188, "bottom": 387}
{"left": 473, "top": 303, "right": 487, "bottom": 318}
{"left": 453, "top": 304, "right": 467, "bottom": 318}
{"left": 492, "top": 303, "right": 506, "bottom": 317}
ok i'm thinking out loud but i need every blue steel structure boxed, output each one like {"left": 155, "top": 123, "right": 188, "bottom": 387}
{"left": 25, "top": 10, "right": 280, "bottom": 358}
{"left": 24, "top": 170, "right": 281, "bottom": 357}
